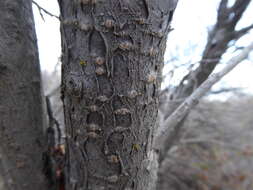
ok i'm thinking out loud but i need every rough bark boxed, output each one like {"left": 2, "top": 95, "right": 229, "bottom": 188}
{"left": 0, "top": 0, "right": 47, "bottom": 190}
{"left": 58, "top": 0, "right": 177, "bottom": 189}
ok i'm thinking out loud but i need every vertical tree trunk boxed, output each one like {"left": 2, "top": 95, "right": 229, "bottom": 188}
{"left": 0, "top": 0, "right": 47, "bottom": 189}
{"left": 59, "top": 0, "right": 177, "bottom": 189}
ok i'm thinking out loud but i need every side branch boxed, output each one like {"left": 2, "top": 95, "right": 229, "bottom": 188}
{"left": 45, "top": 96, "right": 62, "bottom": 145}
{"left": 155, "top": 42, "right": 253, "bottom": 160}
{"left": 234, "top": 23, "right": 253, "bottom": 39}
{"left": 32, "top": 0, "right": 59, "bottom": 20}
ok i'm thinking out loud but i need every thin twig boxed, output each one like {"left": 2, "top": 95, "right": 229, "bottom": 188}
{"left": 46, "top": 96, "right": 62, "bottom": 145}
{"left": 32, "top": 0, "right": 59, "bottom": 20}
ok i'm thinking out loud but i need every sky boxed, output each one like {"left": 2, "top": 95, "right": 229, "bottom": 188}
{"left": 33, "top": 0, "right": 61, "bottom": 72}
{"left": 32, "top": 0, "right": 253, "bottom": 95}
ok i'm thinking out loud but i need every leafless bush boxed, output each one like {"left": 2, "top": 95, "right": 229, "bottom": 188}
{"left": 159, "top": 95, "right": 253, "bottom": 190}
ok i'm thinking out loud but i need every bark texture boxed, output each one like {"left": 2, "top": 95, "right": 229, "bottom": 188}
{"left": 58, "top": 0, "right": 177, "bottom": 189}
{"left": 0, "top": 0, "right": 47, "bottom": 189}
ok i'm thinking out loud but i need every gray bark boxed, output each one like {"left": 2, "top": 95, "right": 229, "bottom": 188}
{"left": 58, "top": 0, "right": 177, "bottom": 189}
{"left": 0, "top": 0, "right": 47, "bottom": 189}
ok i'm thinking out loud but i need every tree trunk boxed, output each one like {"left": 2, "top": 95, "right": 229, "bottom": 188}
{"left": 0, "top": 0, "right": 47, "bottom": 189}
{"left": 58, "top": 0, "right": 177, "bottom": 189}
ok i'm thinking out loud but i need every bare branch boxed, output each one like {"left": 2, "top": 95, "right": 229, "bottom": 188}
{"left": 170, "top": 0, "right": 252, "bottom": 102}
{"left": 46, "top": 85, "right": 61, "bottom": 97}
{"left": 46, "top": 97, "right": 62, "bottom": 145}
{"left": 155, "top": 42, "right": 253, "bottom": 161}
{"left": 32, "top": 0, "right": 59, "bottom": 20}
{"left": 217, "top": 0, "right": 229, "bottom": 23}
{"left": 208, "top": 87, "right": 242, "bottom": 95}
{"left": 234, "top": 23, "right": 253, "bottom": 39}
{"left": 230, "top": 0, "right": 252, "bottom": 26}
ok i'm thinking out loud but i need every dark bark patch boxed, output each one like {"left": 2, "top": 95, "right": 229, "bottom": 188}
{"left": 87, "top": 112, "right": 104, "bottom": 126}
{"left": 89, "top": 30, "right": 106, "bottom": 56}
{"left": 112, "top": 54, "right": 130, "bottom": 94}
{"left": 97, "top": 74, "right": 114, "bottom": 97}
{"left": 115, "top": 114, "right": 132, "bottom": 127}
